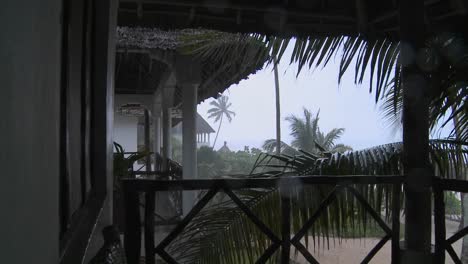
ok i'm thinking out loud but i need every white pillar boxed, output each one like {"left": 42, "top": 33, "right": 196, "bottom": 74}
{"left": 153, "top": 93, "right": 162, "bottom": 170}
{"left": 182, "top": 83, "right": 198, "bottom": 179}
{"left": 182, "top": 83, "right": 198, "bottom": 215}
{"left": 162, "top": 85, "right": 174, "bottom": 170}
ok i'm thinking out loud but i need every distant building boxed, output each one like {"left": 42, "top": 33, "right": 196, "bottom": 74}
{"left": 172, "top": 113, "right": 216, "bottom": 148}
{"left": 113, "top": 96, "right": 216, "bottom": 154}
{"left": 218, "top": 141, "right": 231, "bottom": 153}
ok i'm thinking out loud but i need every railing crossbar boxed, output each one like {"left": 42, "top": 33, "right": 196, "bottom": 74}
{"left": 446, "top": 244, "right": 462, "bottom": 264}
{"left": 447, "top": 223, "right": 468, "bottom": 245}
{"left": 122, "top": 175, "right": 404, "bottom": 191}
{"left": 223, "top": 187, "right": 281, "bottom": 244}
{"left": 346, "top": 186, "right": 392, "bottom": 235}
{"left": 255, "top": 243, "right": 281, "bottom": 264}
{"left": 291, "top": 186, "right": 341, "bottom": 244}
{"left": 361, "top": 234, "right": 391, "bottom": 264}
{"left": 291, "top": 240, "right": 320, "bottom": 264}
{"left": 154, "top": 186, "right": 219, "bottom": 252}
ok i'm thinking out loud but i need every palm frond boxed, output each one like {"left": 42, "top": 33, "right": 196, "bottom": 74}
{"left": 167, "top": 140, "right": 466, "bottom": 263}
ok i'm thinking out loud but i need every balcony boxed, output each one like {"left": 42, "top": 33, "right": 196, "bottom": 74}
{"left": 119, "top": 173, "right": 468, "bottom": 264}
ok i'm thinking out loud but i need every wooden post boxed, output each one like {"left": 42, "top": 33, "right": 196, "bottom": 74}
{"left": 144, "top": 109, "right": 151, "bottom": 172}
{"left": 392, "top": 183, "right": 401, "bottom": 264}
{"left": 144, "top": 191, "right": 156, "bottom": 264}
{"left": 434, "top": 182, "right": 446, "bottom": 264}
{"left": 400, "top": 0, "right": 433, "bottom": 262}
{"left": 124, "top": 185, "right": 141, "bottom": 264}
{"left": 281, "top": 186, "right": 291, "bottom": 264}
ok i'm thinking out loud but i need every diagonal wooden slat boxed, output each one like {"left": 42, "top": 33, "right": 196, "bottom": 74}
{"left": 291, "top": 186, "right": 341, "bottom": 244}
{"left": 361, "top": 234, "right": 391, "bottom": 264}
{"left": 291, "top": 240, "right": 320, "bottom": 264}
{"left": 446, "top": 243, "right": 462, "bottom": 264}
{"left": 447, "top": 225, "right": 468, "bottom": 245}
{"left": 223, "top": 187, "right": 282, "bottom": 244}
{"left": 255, "top": 243, "right": 281, "bottom": 264}
{"left": 155, "top": 186, "right": 219, "bottom": 252}
{"left": 155, "top": 248, "right": 178, "bottom": 264}
{"left": 346, "top": 186, "right": 392, "bottom": 235}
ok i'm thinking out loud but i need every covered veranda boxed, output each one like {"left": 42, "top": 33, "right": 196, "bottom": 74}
{"left": 114, "top": 1, "right": 468, "bottom": 264}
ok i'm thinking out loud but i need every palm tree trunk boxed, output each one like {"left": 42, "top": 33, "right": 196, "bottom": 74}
{"left": 212, "top": 115, "right": 223, "bottom": 149}
{"left": 273, "top": 56, "right": 281, "bottom": 156}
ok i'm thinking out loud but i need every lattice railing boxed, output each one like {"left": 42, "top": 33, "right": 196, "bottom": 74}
{"left": 434, "top": 178, "right": 468, "bottom": 264}
{"left": 122, "top": 175, "right": 404, "bottom": 264}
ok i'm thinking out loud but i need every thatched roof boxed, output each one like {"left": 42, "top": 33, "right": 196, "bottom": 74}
{"left": 196, "top": 114, "right": 215, "bottom": 134}
{"left": 115, "top": 27, "right": 268, "bottom": 105}
{"left": 118, "top": 1, "right": 468, "bottom": 39}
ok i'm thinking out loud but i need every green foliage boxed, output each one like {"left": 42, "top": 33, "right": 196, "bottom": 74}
{"left": 197, "top": 146, "right": 261, "bottom": 178}
{"left": 445, "top": 191, "right": 462, "bottom": 216}
{"left": 113, "top": 142, "right": 150, "bottom": 191}
{"left": 263, "top": 108, "right": 352, "bottom": 155}
{"left": 168, "top": 140, "right": 466, "bottom": 263}
{"left": 206, "top": 95, "right": 236, "bottom": 149}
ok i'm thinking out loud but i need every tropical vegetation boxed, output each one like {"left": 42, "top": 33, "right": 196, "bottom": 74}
{"left": 171, "top": 30, "right": 468, "bottom": 262}
{"left": 263, "top": 108, "right": 352, "bottom": 156}
{"left": 207, "top": 95, "right": 236, "bottom": 149}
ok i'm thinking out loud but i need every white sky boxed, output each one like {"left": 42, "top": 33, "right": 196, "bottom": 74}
{"left": 197, "top": 43, "right": 453, "bottom": 151}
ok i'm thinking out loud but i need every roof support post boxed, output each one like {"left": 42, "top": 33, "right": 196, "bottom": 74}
{"left": 181, "top": 81, "right": 199, "bottom": 215}
{"left": 161, "top": 83, "right": 175, "bottom": 171}
{"left": 176, "top": 55, "right": 201, "bottom": 214}
{"left": 152, "top": 92, "right": 162, "bottom": 159}
{"left": 400, "top": 0, "right": 433, "bottom": 263}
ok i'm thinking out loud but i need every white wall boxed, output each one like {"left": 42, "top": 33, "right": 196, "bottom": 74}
{"left": 114, "top": 94, "right": 156, "bottom": 153}
{"left": 0, "top": 0, "right": 61, "bottom": 263}
{"left": 114, "top": 115, "right": 139, "bottom": 152}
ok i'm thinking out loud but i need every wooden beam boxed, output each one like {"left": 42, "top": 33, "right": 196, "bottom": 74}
{"left": 400, "top": 0, "right": 433, "bottom": 261}
{"left": 119, "top": 0, "right": 356, "bottom": 21}
{"left": 355, "top": 0, "right": 368, "bottom": 33}
{"left": 124, "top": 175, "right": 404, "bottom": 191}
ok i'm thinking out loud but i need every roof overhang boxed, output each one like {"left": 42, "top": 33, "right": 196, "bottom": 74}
{"left": 118, "top": 0, "right": 468, "bottom": 39}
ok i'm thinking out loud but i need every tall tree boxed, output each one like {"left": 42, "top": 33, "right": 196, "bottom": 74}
{"left": 263, "top": 108, "right": 352, "bottom": 155}
{"left": 273, "top": 56, "right": 282, "bottom": 156}
{"left": 167, "top": 139, "right": 467, "bottom": 263}
{"left": 207, "top": 95, "right": 236, "bottom": 149}
{"left": 287, "top": 108, "right": 352, "bottom": 154}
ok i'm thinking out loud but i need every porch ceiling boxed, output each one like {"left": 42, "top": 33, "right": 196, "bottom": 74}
{"left": 117, "top": 0, "right": 468, "bottom": 39}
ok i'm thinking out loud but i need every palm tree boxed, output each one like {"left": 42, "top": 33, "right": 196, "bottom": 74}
{"left": 185, "top": 33, "right": 467, "bottom": 144}
{"left": 166, "top": 139, "right": 467, "bottom": 263}
{"left": 264, "top": 108, "right": 352, "bottom": 155}
{"left": 273, "top": 56, "right": 282, "bottom": 156}
{"left": 207, "top": 95, "right": 236, "bottom": 149}
{"left": 178, "top": 31, "right": 468, "bottom": 262}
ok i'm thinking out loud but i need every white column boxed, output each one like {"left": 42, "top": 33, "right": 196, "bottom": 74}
{"left": 182, "top": 83, "right": 198, "bottom": 215}
{"left": 162, "top": 85, "right": 174, "bottom": 170}
{"left": 153, "top": 93, "right": 162, "bottom": 170}
{"left": 182, "top": 83, "right": 198, "bottom": 179}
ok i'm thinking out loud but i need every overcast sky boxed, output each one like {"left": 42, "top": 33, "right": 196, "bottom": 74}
{"left": 197, "top": 43, "right": 452, "bottom": 152}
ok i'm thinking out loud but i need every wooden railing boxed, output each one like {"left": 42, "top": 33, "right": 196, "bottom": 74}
{"left": 122, "top": 175, "right": 404, "bottom": 264}
{"left": 434, "top": 178, "right": 468, "bottom": 264}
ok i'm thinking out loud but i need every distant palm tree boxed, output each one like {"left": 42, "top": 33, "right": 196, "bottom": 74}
{"left": 207, "top": 95, "right": 236, "bottom": 149}
{"left": 263, "top": 108, "right": 352, "bottom": 155}
{"left": 268, "top": 108, "right": 352, "bottom": 153}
